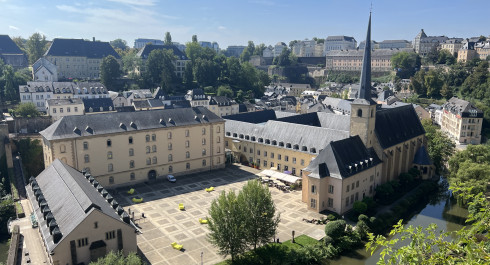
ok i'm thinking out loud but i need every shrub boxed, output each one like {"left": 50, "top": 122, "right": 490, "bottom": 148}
{"left": 356, "top": 220, "right": 370, "bottom": 241}
{"left": 362, "top": 196, "right": 376, "bottom": 210}
{"left": 358, "top": 214, "right": 369, "bottom": 223}
{"left": 353, "top": 201, "right": 367, "bottom": 214}
{"left": 408, "top": 167, "right": 420, "bottom": 178}
{"left": 327, "top": 213, "right": 337, "bottom": 221}
{"left": 324, "top": 220, "right": 346, "bottom": 242}
{"left": 399, "top": 172, "right": 414, "bottom": 187}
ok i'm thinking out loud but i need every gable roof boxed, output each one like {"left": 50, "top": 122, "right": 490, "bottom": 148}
{"left": 29, "top": 159, "right": 129, "bottom": 252}
{"left": 209, "top": 96, "right": 236, "bottom": 106}
{"left": 136, "top": 44, "right": 188, "bottom": 60}
{"left": 305, "top": 136, "right": 381, "bottom": 179}
{"left": 40, "top": 107, "right": 223, "bottom": 140}
{"left": 375, "top": 105, "right": 425, "bottom": 149}
{"left": 45, "top": 39, "right": 120, "bottom": 59}
{"left": 0, "top": 35, "right": 23, "bottom": 54}
{"left": 442, "top": 96, "right": 483, "bottom": 118}
{"left": 413, "top": 146, "right": 432, "bottom": 165}
{"left": 32, "top": 58, "right": 57, "bottom": 74}
{"left": 224, "top": 109, "right": 278, "bottom": 123}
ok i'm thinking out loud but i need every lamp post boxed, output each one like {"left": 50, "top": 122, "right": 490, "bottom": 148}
{"left": 292, "top": 230, "right": 295, "bottom": 243}
{"left": 201, "top": 251, "right": 203, "bottom": 265}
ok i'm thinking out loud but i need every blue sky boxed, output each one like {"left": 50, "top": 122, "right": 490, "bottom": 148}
{"left": 1, "top": 0, "right": 489, "bottom": 48}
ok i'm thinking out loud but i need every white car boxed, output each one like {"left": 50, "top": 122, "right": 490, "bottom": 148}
{"left": 167, "top": 175, "right": 176, "bottom": 183}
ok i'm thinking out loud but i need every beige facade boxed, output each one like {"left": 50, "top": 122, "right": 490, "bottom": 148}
{"left": 441, "top": 111, "right": 482, "bottom": 144}
{"left": 50, "top": 210, "right": 137, "bottom": 265}
{"left": 209, "top": 103, "right": 239, "bottom": 117}
{"left": 46, "top": 98, "right": 84, "bottom": 121}
{"left": 457, "top": 48, "right": 477, "bottom": 63}
{"left": 41, "top": 108, "right": 225, "bottom": 187}
{"left": 326, "top": 49, "right": 413, "bottom": 72}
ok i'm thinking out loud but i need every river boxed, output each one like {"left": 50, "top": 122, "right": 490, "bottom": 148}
{"left": 330, "top": 177, "right": 468, "bottom": 265}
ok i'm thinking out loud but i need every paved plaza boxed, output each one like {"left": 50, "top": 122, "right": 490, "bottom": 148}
{"left": 113, "top": 164, "right": 327, "bottom": 265}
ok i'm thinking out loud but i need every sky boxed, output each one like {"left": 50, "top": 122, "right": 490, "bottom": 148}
{"left": 1, "top": 0, "right": 489, "bottom": 48}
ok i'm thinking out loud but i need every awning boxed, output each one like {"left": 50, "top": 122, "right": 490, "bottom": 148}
{"left": 257, "top": 169, "right": 301, "bottom": 184}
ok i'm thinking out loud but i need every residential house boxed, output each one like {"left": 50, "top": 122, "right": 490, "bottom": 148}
{"left": 83, "top": 98, "right": 115, "bottom": 114}
{"left": 208, "top": 96, "right": 239, "bottom": 117}
{"left": 413, "top": 29, "right": 448, "bottom": 56}
{"left": 457, "top": 41, "right": 477, "bottom": 63}
{"left": 440, "top": 38, "right": 463, "bottom": 56}
{"left": 32, "top": 58, "right": 58, "bottom": 82}
{"left": 46, "top": 98, "right": 84, "bottom": 121}
{"left": 0, "top": 35, "right": 27, "bottom": 69}
{"left": 441, "top": 97, "right": 483, "bottom": 144}
{"left": 26, "top": 159, "right": 137, "bottom": 265}
{"left": 40, "top": 107, "right": 225, "bottom": 187}
{"left": 44, "top": 38, "right": 121, "bottom": 79}
{"left": 377, "top": 40, "right": 412, "bottom": 49}
{"left": 185, "top": 89, "right": 208, "bottom": 108}
{"left": 274, "top": 42, "right": 287, "bottom": 58}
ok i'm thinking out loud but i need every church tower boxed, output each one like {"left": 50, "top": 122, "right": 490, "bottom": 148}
{"left": 350, "top": 13, "right": 377, "bottom": 149}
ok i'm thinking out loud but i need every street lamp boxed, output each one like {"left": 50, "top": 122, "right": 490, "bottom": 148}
{"left": 201, "top": 251, "right": 203, "bottom": 265}
{"left": 292, "top": 230, "right": 295, "bottom": 243}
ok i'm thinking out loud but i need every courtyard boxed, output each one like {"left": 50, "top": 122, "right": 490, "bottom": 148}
{"left": 112, "top": 164, "right": 327, "bottom": 265}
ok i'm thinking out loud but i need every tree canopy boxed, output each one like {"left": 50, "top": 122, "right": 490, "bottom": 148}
{"left": 391, "top": 51, "right": 421, "bottom": 79}
{"left": 26, "top": 33, "right": 48, "bottom": 64}
{"left": 145, "top": 49, "right": 177, "bottom": 93}
{"left": 12, "top": 102, "right": 40, "bottom": 118}
{"left": 110, "top": 39, "right": 128, "bottom": 51}
{"left": 89, "top": 251, "right": 142, "bottom": 265}
{"left": 164, "top": 32, "right": 172, "bottom": 45}
{"left": 100, "top": 55, "right": 122, "bottom": 91}
{"left": 421, "top": 119, "right": 455, "bottom": 174}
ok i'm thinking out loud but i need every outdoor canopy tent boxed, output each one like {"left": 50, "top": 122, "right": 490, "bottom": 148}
{"left": 258, "top": 169, "right": 301, "bottom": 184}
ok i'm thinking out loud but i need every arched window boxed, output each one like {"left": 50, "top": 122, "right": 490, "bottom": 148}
{"left": 152, "top": 134, "right": 156, "bottom": 141}
{"left": 202, "top": 138, "right": 206, "bottom": 145}
{"left": 152, "top": 145, "right": 156, "bottom": 152}
{"left": 107, "top": 151, "right": 112, "bottom": 159}
{"left": 167, "top": 132, "right": 172, "bottom": 139}
{"left": 129, "top": 160, "right": 135, "bottom": 168}
{"left": 128, "top": 136, "right": 133, "bottom": 144}
{"left": 152, "top": 156, "right": 157, "bottom": 164}
{"left": 60, "top": 144, "right": 66, "bottom": 153}
{"left": 130, "top": 173, "right": 135, "bottom": 180}
{"left": 129, "top": 148, "right": 134, "bottom": 156}
{"left": 168, "top": 166, "right": 173, "bottom": 173}
{"left": 202, "top": 149, "right": 206, "bottom": 156}
{"left": 108, "top": 163, "right": 113, "bottom": 172}
{"left": 185, "top": 140, "right": 190, "bottom": 147}
{"left": 168, "top": 154, "right": 173, "bottom": 162}
{"left": 202, "top": 128, "right": 206, "bottom": 135}
{"left": 84, "top": 154, "right": 90, "bottom": 163}
{"left": 109, "top": 176, "right": 114, "bottom": 184}
{"left": 202, "top": 159, "right": 207, "bottom": 166}
{"left": 83, "top": 141, "right": 88, "bottom": 150}
{"left": 357, "top": 109, "right": 362, "bottom": 117}
{"left": 146, "top": 146, "right": 150, "bottom": 153}
{"left": 186, "top": 163, "right": 190, "bottom": 169}
{"left": 168, "top": 143, "right": 172, "bottom": 150}
{"left": 107, "top": 139, "right": 112, "bottom": 147}
{"left": 145, "top": 134, "right": 150, "bottom": 142}
{"left": 146, "top": 158, "right": 151, "bottom": 165}
{"left": 186, "top": 151, "right": 190, "bottom": 158}
{"left": 217, "top": 136, "right": 221, "bottom": 143}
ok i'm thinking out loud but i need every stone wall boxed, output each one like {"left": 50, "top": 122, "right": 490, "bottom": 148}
{"left": 7, "top": 116, "right": 53, "bottom": 134}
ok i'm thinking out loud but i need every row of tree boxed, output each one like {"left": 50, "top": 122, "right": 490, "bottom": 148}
{"left": 0, "top": 59, "right": 31, "bottom": 102}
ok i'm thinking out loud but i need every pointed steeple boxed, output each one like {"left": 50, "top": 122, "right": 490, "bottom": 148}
{"left": 358, "top": 12, "right": 373, "bottom": 103}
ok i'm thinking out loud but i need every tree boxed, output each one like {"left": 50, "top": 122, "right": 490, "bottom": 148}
{"left": 391, "top": 52, "right": 421, "bottom": 78}
{"left": 15, "top": 138, "right": 44, "bottom": 178}
{"left": 2, "top": 65, "right": 16, "bottom": 101}
{"left": 110, "top": 39, "right": 128, "bottom": 51}
{"left": 26, "top": 33, "right": 48, "bottom": 64}
{"left": 11, "top": 36, "right": 26, "bottom": 53}
{"left": 100, "top": 55, "right": 122, "bottom": 91}
{"left": 13, "top": 103, "right": 39, "bottom": 117}
{"left": 461, "top": 60, "right": 489, "bottom": 100}
{"left": 193, "top": 58, "right": 219, "bottom": 87}
{"left": 353, "top": 201, "right": 367, "bottom": 214}
{"left": 425, "top": 46, "right": 439, "bottom": 65}
{"left": 324, "top": 220, "right": 346, "bottom": 243}
{"left": 238, "top": 180, "right": 280, "bottom": 250}
{"left": 185, "top": 41, "right": 202, "bottom": 63}
{"left": 0, "top": 195, "right": 15, "bottom": 235}
{"left": 121, "top": 50, "right": 142, "bottom": 76}
{"left": 273, "top": 47, "right": 291, "bottom": 66}
{"left": 89, "top": 251, "right": 142, "bottom": 265}
{"left": 192, "top": 35, "right": 198, "bottom": 43}
{"left": 207, "top": 190, "right": 247, "bottom": 262}
{"left": 240, "top": 41, "right": 255, "bottom": 62}
{"left": 448, "top": 145, "right": 490, "bottom": 196}
{"left": 424, "top": 69, "right": 443, "bottom": 98}
{"left": 145, "top": 49, "right": 177, "bottom": 91}
{"left": 183, "top": 62, "right": 194, "bottom": 89}
{"left": 217, "top": 85, "right": 233, "bottom": 98}
{"left": 366, "top": 187, "right": 490, "bottom": 265}
{"left": 421, "top": 119, "right": 455, "bottom": 174}
{"left": 164, "top": 32, "right": 172, "bottom": 45}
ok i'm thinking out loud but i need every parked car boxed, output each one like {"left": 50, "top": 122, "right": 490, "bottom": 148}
{"left": 167, "top": 175, "right": 176, "bottom": 182}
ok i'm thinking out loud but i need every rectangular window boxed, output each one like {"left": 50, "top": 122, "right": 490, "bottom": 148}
{"left": 257, "top": 150, "right": 260, "bottom": 156}
{"left": 370, "top": 175, "right": 374, "bottom": 182}
{"left": 351, "top": 194, "right": 354, "bottom": 205}
{"left": 60, "top": 108, "right": 63, "bottom": 113}
{"left": 328, "top": 185, "right": 334, "bottom": 194}
{"left": 263, "top": 160, "right": 267, "bottom": 167}
{"left": 356, "top": 181, "right": 359, "bottom": 188}
{"left": 346, "top": 197, "right": 349, "bottom": 206}
{"left": 301, "top": 159, "right": 305, "bottom": 166}
{"left": 264, "top": 151, "right": 267, "bottom": 157}
{"left": 285, "top": 156, "right": 289, "bottom": 162}
{"left": 53, "top": 108, "right": 56, "bottom": 113}
{"left": 271, "top": 153, "right": 274, "bottom": 159}
{"left": 185, "top": 130, "right": 189, "bottom": 137}
{"left": 67, "top": 107, "right": 71, "bottom": 112}
{"left": 310, "top": 199, "right": 316, "bottom": 209}
{"left": 351, "top": 183, "right": 355, "bottom": 190}
{"left": 292, "top": 157, "right": 296, "bottom": 164}
{"left": 355, "top": 192, "right": 359, "bottom": 201}
{"left": 328, "top": 198, "right": 333, "bottom": 207}
{"left": 77, "top": 238, "right": 88, "bottom": 247}
{"left": 311, "top": 185, "right": 316, "bottom": 194}
{"left": 278, "top": 154, "right": 281, "bottom": 160}
{"left": 74, "top": 107, "right": 78, "bottom": 112}
{"left": 105, "top": 231, "right": 116, "bottom": 240}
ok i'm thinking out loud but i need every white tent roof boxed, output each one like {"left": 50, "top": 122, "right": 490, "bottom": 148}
{"left": 258, "top": 169, "right": 301, "bottom": 184}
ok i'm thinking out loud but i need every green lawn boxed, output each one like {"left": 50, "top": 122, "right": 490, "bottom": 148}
{"left": 214, "top": 235, "right": 320, "bottom": 265}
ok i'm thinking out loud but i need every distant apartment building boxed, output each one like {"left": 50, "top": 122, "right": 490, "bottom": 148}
{"left": 358, "top": 40, "right": 379, "bottom": 50}
{"left": 199, "top": 41, "right": 219, "bottom": 53}
{"left": 378, "top": 40, "right": 412, "bottom": 49}
{"left": 457, "top": 41, "right": 478, "bottom": 63}
{"left": 440, "top": 38, "right": 463, "bottom": 56}
{"left": 136, "top": 44, "right": 189, "bottom": 78}
{"left": 325, "top": 48, "right": 414, "bottom": 72}
{"left": 441, "top": 97, "right": 483, "bottom": 144}
{"left": 274, "top": 42, "right": 287, "bottom": 57}
{"left": 324, "top": 36, "right": 357, "bottom": 54}
{"left": 475, "top": 41, "right": 490, "bottom": 60}
{"left": 44, "top": 38, "right": 121, "bottom": 80}
{"left": 208, "top": 96, "right": 239, "bottom": 117}
{"left": 40, "top": 107, "right": 225, "bottom": 187}
{"left": 0, "top": 35, "right": 27, "bottom": 69}
{"left": 224, "top": 46, "right": 246, "bottom": 57}
{"left": 413, "top": 29, "right": 448, "bottom": 56}
{"left": 32, "top": 58, "right": 58, "bottom": 82}
{"left": 263, "top": 46, "right": 274, "bottom": 58}
{"left": 292, "top": 40, "right": 324, "bottom": 57}
{"left": 19, "top": 81, "right": 110, "bottom": 111}
{"left": 133, "top": 38, "right": 163, "bottom": 49}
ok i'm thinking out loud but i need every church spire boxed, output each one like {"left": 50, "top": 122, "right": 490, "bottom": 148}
{"left": 358, "top": 12, "right": 372, "bottom": 101}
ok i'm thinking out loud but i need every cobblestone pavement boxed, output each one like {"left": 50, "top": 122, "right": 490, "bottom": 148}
{"left": 114, "top": 164, "right": 326, "bottom": 265}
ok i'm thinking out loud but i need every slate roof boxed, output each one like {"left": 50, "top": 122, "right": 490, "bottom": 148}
{"left": 148, "top": 99, "right": 165, "bottom": 108}
{"left": 28, "top": 159, "right": 129, "bottom": 252}
{"left": 0, "top": 35, "right": 23, "bottom": 54}
{"left": 326, "top": 36, "right": 356, "bottom": 42}
{"left": 224, "top": 109, "right": 277, "bottom": 123}
{"left": 115, "top": 106, "right": 136, "bottom": 112}
{"left": 40, "top": 107, "right": 223, "bottom": 140}
{"left": 45, "top": 39, "right": 120, "bottom": 59}
{"left": 47, "top": 98, "right": 83, "bottom": 106}
{"left": 132, "top": 100, "right": 151, "bottom": 109}
{"left": 442, "top": 97, "right": 483, "bottom": 118}
{"left": 32, "top": 58, "right": 57, "bottom": 74}
{"left": 136, "top": 44, "right": 188, "bottom": 60}
{"left": 83, "top": 98, "right": 114, "bottom": 113}
{"left": 326, "top": 48, "right": 413, "bottom": 57}
{"left": 413, "top": 146, "right": 432, "bottom": 165}
{"left": 374, "top": 105, "right": 425, "bottom": 149}
{"left": 305, "top": 136, "right": 381, "bottom": 179}
{"left": 225, "top": 119, "right": 349, "bottom": 155}
{"left": 209, "top": 96, "right": 236, "bottom": 106}
{"left": 322, "top": 97, "right": 352, "bottom": 114}
{"left": 153, "top": 87, "right": 168, "bottom": 99}
{"left": 377, "top": 90, "right": 394, "bottom": 102}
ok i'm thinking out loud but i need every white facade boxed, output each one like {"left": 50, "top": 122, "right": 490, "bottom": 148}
{"left": 274, "top": 42, "right": 287, "bottom": 57}
{"left": 324, "top": 36, "right": 357, "bottom": 55}
{"left": 46, "top": 98, "right": 85, "bottom": 121}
